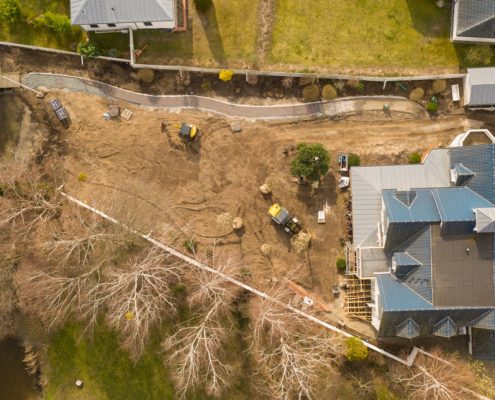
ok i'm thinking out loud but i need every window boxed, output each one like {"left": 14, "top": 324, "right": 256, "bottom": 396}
{"left": 89, "top": 24, "right": 98, "bottom": 28}
{"left": 107, "top": 23, "right": 116, "bottom": 27}
{"left": 144, "top": 21, "right": 153, "bottom": 26}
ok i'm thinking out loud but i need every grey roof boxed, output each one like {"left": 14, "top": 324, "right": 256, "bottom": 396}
{"left": 351, "top": 149, "right": 450, "bottom": 248}
{"left": 453, "top": 163, "right": 475, "bottom": 186}
{"left": 432, "top": 317, "right": 457, "bottom": 338}
{"left": 450, "top": 143, "right": 495, "bottom": 201}
{"left": 431, "top": 224, "right": 495, "bottom": 307}
{"left": 465, "top": 68, "right": 495, "bottom": 106}
{"left": 396, "top": 318, "right": 420, "bottom": 339}
{"left": 471, "top": 309, "right": 495, "bottom": 329}
{"left": 71, "top": 0, "right": 174, "bottom": 25}
{"left": 376, "top": 273, "right": 433, "bottom": 311}
{"left": 383, "top": 189, "right": 440, "bottom": 223}
{"left": 360, "top": 247, "right": 389, "bottom": 278}
{"left": 432, "top": 187, "right": 494, "bottom": 223}
{"left": 455, "top": 0, "right": 495, "bottom": 39}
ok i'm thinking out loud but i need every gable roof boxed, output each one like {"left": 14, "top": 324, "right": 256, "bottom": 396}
{"left": 433, "top": 316, "right": 457, "bottom": 338}
{"left": 453, "top": 0, "right": 495, "bottom": 42}
{"left": 465, "top": 68, "right": 495, "bottom": 106}
{"left": 71, "top": 0, "right": 174, "bottom": 25}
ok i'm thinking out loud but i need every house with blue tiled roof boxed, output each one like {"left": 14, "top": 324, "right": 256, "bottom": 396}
{"left": 349, "top": 142, "right": 495, "bottom": 360}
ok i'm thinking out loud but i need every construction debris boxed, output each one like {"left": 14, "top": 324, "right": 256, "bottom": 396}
{"left": 259, "top": 183, "right": 271, "bottom": 195}
{"left": 344, "top": 275, "right": 372, "bottom": 321}
{"left": 232, "top": 217, "right": 244, "bottom": 230}
{"left": 230, "top": 121, "right": 242, "bottom": 133}
{"left": 121, "top": 108, "right": 133, "bottom": 121}
{"left": 291, "top": 231, "right": 311, "bottom": 253}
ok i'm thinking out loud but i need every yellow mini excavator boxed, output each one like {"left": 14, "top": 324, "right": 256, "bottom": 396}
{"left": 268, "top": 203, "right": 303, "bottom": 235}
{"left": 178, "top": 122, "right": 199, "bottom": 141}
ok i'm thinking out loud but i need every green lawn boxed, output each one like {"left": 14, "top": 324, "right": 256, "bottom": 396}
{"left": 270, "top": 0, "right": 463, "bottom": 74}
{"left": 0, "top": 0, "right": 84, "bottom": 50}
{"left": 134, "top": 0, "right": 259, "bottom": 67}
{"left": 45, "top": 322, "right": 174, "bottom": 400}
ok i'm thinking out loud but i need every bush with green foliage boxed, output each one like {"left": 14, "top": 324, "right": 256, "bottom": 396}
{"left": 336, "top": 258, "right": 346, "bottom": 273}
{"left": 290, "top": 143, "right": 330, "bottom": 182}
{"left": 321, "top": 84, "right": 337, "bottom": 100}
{"left": 345, "top": 337, "right": 368, "bottom": 361}
{"left": 302, "top": 84, "right": 321, "bottom": 102}
{"left": 464, "top": 45, "right": 494, "bottom": 66}
{"left": 183, "top": 238, "right": 198, "bottom": 253}
{"left": 426, "top": 100, "right": 438, "bottom": 113}
{"left": 194, "top": 0, "right": 212, "bottom": 12}
{"left": 0, "top": 0, "right": 21, "bottom": 23}
{"left": 348, "top": 153, "right": 360, "bottom": 167}
{"left": 431, "top": 79, "right": 447, "bottom": 94}
{"left": 218, "top": 69, "right": 233, "bottom": 82}
{"left": 375, "top": 381, "right": 400, "bottom": 400}
{"left": 408, "top": 152, "right": 421, "bottom": 164}
{"left": 347, "top": 79, "right": 365, "bottom": 92}
{"left": 77, "top": 41, "right": 100, "bottom": 58}
{"left": 409, "top": 87, "right": 424, "bottom": 102}
{"left": 35, "top": 11, "right": 72, "bottom": 33}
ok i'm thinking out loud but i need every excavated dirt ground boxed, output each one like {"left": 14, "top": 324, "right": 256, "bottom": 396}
{"left": 3, "top": 89, "right": 484, "bottom": 334}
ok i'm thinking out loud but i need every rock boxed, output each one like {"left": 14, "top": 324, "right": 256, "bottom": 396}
{"left": 291, "top": 232, "right": 311, "bottom": 254}
{"left": 230, "top": 122, "right": 242, "bottom": 133}
{"left": 259, "top": 183, "right": 272, "bottom": 195}
{"left": 261, "top": 243, "right": 272, "bottom": 257}
{"left": 232, "top": 217, "right": 244, "bottom": 230}
{"left": 282, "top": 77, "right": 293, "bottom": 89}
{"left": 298, "top": 77, "right": 314, "bottom": 87}
{"left": 246, "top": 74, "right": 259, "bottom": 85}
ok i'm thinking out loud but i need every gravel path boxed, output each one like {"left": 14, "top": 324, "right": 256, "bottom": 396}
{"left": 22, "top": 73, "right": 426, "bottom": 120}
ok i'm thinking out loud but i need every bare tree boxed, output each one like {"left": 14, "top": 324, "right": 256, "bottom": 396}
{"left": 163, "top": 249, "right": 240, "bottom": 398}
{"left": 0, "top": 257, "right": 18, "bottom": 339}
{"left": 392, "top": 350, "right": 480, "bottom": 400}
{"left": 18, "top": 263, "right": 104, "bottom": 331}
{"left": 102, "top": 246, "right": 184, "bottom": 359}
{"left": 248, "top": 275, "right": 343, "bottom": 400}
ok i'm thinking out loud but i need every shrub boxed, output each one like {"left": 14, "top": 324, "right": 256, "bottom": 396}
{"left": 194, "top": 0, "right": 212, "bottom": 12}
{"left": 136, "top": 69, "right": 155, "bottom": 83}
{"left": 336, "top": 258, "right": 346, "bottom": 273}
{"left": 77, "top": 41, "right": 100, "bottom": 58}
{"left": 218, "top": 69, "right": 234, "bottom": 82}
{"left": 347, "top": 79, "right": 365, "bottom": 91}
{"left": 183, "top": 238, "right": 198, "bottom": 253}
{"left": 431, "top": 79, "right": 447, "bottom": 94}
{"left": 408, "top": 152, "right": 421, "bottom": 164}
{"left": 375, "top": 382, "right": 400, "bottom": 400}
{"left": 426, "top": 100, "right": 439, "bottom": 113}
{"left": 464, "top": 45, "right": 494, "bottom": 66}
{"left": 36, "top": 12, "right": 72, "bottom": 33}
{"left": 321, "top": 84, "right": 337, "bottom": 100}
{"left": 348, "top": 153, "right": 360, "bottom": 167}
{"left": 77, "top": 172, "right": 88, "bottom": 182}
{"left": 291, "top": 143, "right": 330, "bottom": 182}
{"left": 345, "top": 337, "right": 368, "bottom": 361}
{"left": 302, "top": 84, "right": 321, "bottom": 102}
{"left": 409, "top": 87, "right": 424, "bottom": 102}
{"left": 0, "top": 0, "right": 20, "bottom": 23}
{"left": 200, "top": 79, "right": 211, "bottom": 91}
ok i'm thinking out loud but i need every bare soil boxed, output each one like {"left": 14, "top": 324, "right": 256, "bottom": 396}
{"left": 13, "top": 89, "right": 472, "bottom": 314}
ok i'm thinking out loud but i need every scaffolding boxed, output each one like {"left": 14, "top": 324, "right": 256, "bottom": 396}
{"left": 344, "top": 275, "right": 372, "bottom": 321}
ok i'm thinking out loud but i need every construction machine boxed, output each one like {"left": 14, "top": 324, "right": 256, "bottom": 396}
{"left": 269, "top": 203, "right": 302, "bottom": 235}
{"left": 178, "top": 122, "right": 199, "bottom": 141}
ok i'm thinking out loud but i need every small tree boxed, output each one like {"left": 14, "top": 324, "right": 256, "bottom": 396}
{"left": 290, "top": 143, "right": 330, "bottom": 182}
{"left": 77, "top": 41, "right": 100, "bottom": 58}
{"left": 336, "top": 258, "right": 346, "bottom": 273}
{"left": 0, "top": 0, "right": 21, "bottom": 23}
{"left": 345, "top": 337, "right": 368, "bottom": 361}
{"left": 408, "top": 152, "right": 421, "bottom": 164}
{"left": 218, "top": 69, "right": 233, "bottom": 82}
{"left": 321, "top": 84, "right": 337, "bottom": 100}
{"left": 302, "top": 84, "right": 321, "bottom": 102}
{"left": 348, "top": 153, "right": 360, "bottom": 167}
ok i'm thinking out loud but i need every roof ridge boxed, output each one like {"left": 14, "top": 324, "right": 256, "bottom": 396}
{"left": 458, "top": 14, "right": 495, "bottom": 36}
{"left": 72, "top": 0, "right": 91, "bottom": 24}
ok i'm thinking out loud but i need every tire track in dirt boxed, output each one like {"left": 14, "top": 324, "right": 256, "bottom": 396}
{"left": 256, "top": 0, "right": 277, "bottom": 65}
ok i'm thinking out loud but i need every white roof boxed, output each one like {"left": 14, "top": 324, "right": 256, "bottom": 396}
{"left": 474, "top": 207, "right": 495, "bottom": 232}
{"left": 71, "top": 0, "right": 174, "bottom": 25}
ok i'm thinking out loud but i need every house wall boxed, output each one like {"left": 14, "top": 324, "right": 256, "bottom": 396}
{"left": 80, "top": 20, "right": 175, "bottom": 32}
